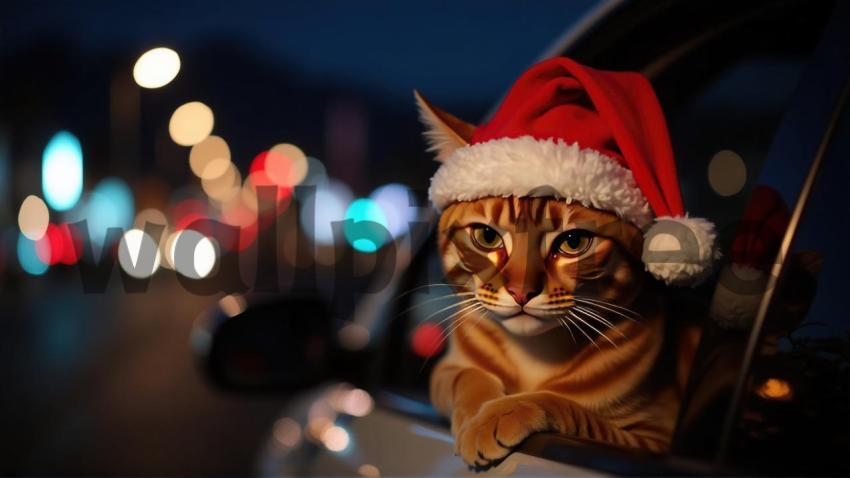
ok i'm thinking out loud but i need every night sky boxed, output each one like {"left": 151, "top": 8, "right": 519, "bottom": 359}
{"left": 1, "top": 1, "right": 597, "bottom": 102}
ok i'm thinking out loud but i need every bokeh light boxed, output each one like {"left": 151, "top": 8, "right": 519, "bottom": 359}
{"left": 17, "top": 233, "right": 48, "bottom": 275}
{"left": 267, "top": 143, "right": 308, "bottom": 187}
{"left": 133, "top": 47, "right": 181, "bottom": 89}
{"left": 18, "top": 195, "right": 50, "bottom": 240}
{"left": 35, "top": 223, "right": 67, "bottom": 266}
{"left": 169, "top": 101, "right": 214, "bottom": 147}
{"left": 299, "top": 180, "right": 352, "bottom": 245}
{"left": 218, "top": 195, "right": 259, "bottom": 251}
{"left": 161, "top": 230, "right": 180, "bottom": 269}
{"left": 343, "top": 198, "right": 389, "bottom": 253}
{"left": 246, "top": 151, "right": 293, "bottom": 203}
{"left": 78, "top": 178, "right": 135, "bottom": 246}
{"left": 273, "top": 417, "right": 302, "bottom": 449}
{"left": 57, "top": 223, "right": 81, "bottom": 265}
{"left": 708, "top": 149, "right": 747, "bottom": 197}
{"left": 358, "top": 464, "right": 380, "bottom": 478}
{"left": 757, "top": 377, "right": 793, "bottom": 401}
{"left": 338, "top": 323, "right": 370, "bottom": 351}
{"left": 411, "top": 323, "right": 444, "bottom": 358}
{"left": 170, "top": 229, "right": 218, "bottom": 279}
{"left": 218, "top": 294, "right": 247, "bottom": 318}
{"left": 118, "top": 229, "right": 161, "bottom": 279}
{"left": 42, "top": 131, "right": 84, "bottom": 211}
{"left": 202, "top": 162, "right": 241, "bottom": 203}
{"left": 190, "top": 135, "right": 231, "bottom": 179}
{"left": 321, "top": 425, "right": 350, "bottom": 453}
{"left": 369, "top": 183, "right": 416, "bottom": 239}
{"left": 338, "top": 388, "right": 374, "bottom": 417}
{"left": 133, "top": 208, "right": 168, "bottom": 230}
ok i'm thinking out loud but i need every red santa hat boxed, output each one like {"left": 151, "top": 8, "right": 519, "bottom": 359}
{"left": 417, "top": 57, "right": 719, "bottom": 286}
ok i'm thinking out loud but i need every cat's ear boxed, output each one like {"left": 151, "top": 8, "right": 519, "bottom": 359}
{"left": 414, "top": 90, "right": 476, "bottom": 162}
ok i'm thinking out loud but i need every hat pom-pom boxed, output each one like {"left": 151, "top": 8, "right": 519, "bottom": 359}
{"left": 642, "top": 216, "right": 720, "bottom": 287}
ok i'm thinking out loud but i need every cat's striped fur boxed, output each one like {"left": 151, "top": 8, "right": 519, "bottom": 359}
{"left": 430, "top": 196, "right": 699, "bottom": 467}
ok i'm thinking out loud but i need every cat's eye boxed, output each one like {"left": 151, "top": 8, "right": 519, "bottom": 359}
{"left": 470, "top": 224, "right": 504, "bottom": 251}
{"left": 555, "top": 229, "right": 593, "bottom": 257}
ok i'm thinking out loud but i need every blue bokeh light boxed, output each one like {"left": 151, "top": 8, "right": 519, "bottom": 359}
{"left": 42, "top": 131, "right": 84, "bottom": 211}
{"left": 17, "top": 232, "right": 48, "bottom": 275}
{"left": 344, "top": 198, "right": 389, "bottom": 253}
{"left": 66, "top": 177, "right": 135, "bottom": 248}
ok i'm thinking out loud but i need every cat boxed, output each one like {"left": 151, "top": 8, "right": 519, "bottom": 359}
{"left": 417, "top": 91, "right": 701, "bottom": 468}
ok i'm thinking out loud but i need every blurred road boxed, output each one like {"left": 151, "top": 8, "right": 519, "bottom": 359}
{"left": 1, "top": 272, "right": 286, "bottom": 475}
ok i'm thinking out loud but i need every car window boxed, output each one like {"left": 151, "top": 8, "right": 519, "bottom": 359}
{"left": 722, "top": 81, "right": 850, "bottom": 475}
{"left": 672, "top": 2, "right": 850, "bottom": 473}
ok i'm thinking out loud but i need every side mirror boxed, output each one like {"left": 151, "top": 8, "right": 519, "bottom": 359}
{"left": 192, "top": 296, "right": 333, "bottom": 392}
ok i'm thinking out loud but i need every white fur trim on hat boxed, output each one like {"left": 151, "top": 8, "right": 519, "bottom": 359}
{"left": 709, "top": 264, "right": 768, "bottom": 328}
{"left": 641, "top": 216, "right": 721, "bottom": 286}
{"left": 428, "top": 136, "right": 653, "bottom": 229}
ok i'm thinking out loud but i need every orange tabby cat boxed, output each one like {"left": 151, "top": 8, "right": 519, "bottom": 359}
{"left": 416, "top": 57, "right": 717, "bottom": 466}
{"left": 430, "top": 196, "right": 699, "bottom": 467}
{"left": 414, "top": 76, "right": 703, "bottom": 466}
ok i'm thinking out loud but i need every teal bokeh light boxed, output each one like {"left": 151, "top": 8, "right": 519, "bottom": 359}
{"left": 67, "top": 177, "right": 135, "bottom": 247}
{"left": 42, "top": 131, "right": 84, "bottom": 211}
{"left": 343, "top": 198, "right": 389, "bottom": 253}
{"left": 17, "top": 232, "right": 48, "bottom": 275}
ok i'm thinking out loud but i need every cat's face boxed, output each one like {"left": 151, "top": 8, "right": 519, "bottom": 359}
{"left": 438, "top": 196, "right": 645, "bottom": 336}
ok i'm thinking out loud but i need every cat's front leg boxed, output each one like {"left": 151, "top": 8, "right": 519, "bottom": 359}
{"left": 430, "top": 362, "right": 504, "bottom": 436}
{"left": 456, "top": 391, "right": 669, "bottom": 467}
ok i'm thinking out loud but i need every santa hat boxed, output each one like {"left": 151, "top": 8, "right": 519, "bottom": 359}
{"left": 709, "top": 186, "right": 790, "bottom": 328}
{"left": 416, "top": 57, "right": 719, "bottom": 286}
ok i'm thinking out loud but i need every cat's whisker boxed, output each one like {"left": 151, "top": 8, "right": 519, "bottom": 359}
{"left": 432, "top": 305, "right": 485, "bottom": 351}
{"left": 574, "top": 297, "right": 639, "bottom": 317}
{"left": 573, "top": 306, "right": 626, "bottom": 339}
{"left": 393, "top": 282, "right": 468, "bottom": 301}
{"left": 395, "top": 292, "right": 476, "bottom": 317}
{"left": 419, "top": 297, "right": 480, "bottom": 324}
{"left": 566, "top": 310, "right": 601, "bottom": 350}
{"left": 578, "top": 302, "right": 641, "bottom": 327}
{"left": 556, "top": 317, "right": 577, "bottom": 344}
{"left": 573, "top": 305, "right": 617, "bottom": 329}
{"left": 432, "top": 301, "right": 482, "bottom": 329}
{"left": 574, "top": 296, "right": 642, "bottom": 321}
{"left": 441, "top": 306, "right": 479, "bottom": 340}
{"left": 569, "top": 310, "right": 618, "bottom": 348}
{"left": 573, "top": 305, "right": 626, "bottom": 336}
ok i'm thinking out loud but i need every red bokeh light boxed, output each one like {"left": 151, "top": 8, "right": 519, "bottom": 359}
{"left": 411, "top": 323, "right": 445, "bottom": 358}
{"left": 35, "top": 223, "right": 66, "bottom": 265}
{"left": 238, "top": 222, "right": 259, "bottom": 251}
{"left": 248, "top": 151, "right": 293, "bottom": 201}
{"left": 59, "top": 223, "right": 82, "bottom": 265}
{"left": 220, "top": 204, "right": 259, "bottom": 252}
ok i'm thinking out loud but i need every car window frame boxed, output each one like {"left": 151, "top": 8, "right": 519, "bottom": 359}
{"left": 714, "top": 2, "right": 850, "bottom": 464}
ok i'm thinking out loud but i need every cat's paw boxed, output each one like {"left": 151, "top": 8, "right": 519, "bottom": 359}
{"left": 455, "top": 396, "right": 548, "bottom": 467}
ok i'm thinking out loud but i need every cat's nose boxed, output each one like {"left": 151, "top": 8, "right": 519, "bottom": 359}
{"left": 506, "top": 286, "right": 541, "bottom": 306}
